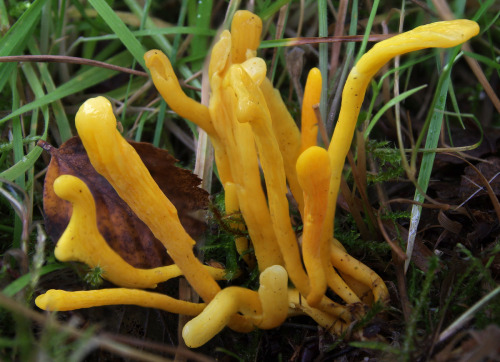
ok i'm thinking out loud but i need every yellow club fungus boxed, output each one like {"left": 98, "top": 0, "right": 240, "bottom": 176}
{"left": 73, "top": 96, "right": 221, "bottom": 303}
{"left": 51, "top": 174, "right": 226, "bottom": 289}
{"left": 259, "top": 77, "right": 304, "bottom": 215}
{"left": 296, "top": 146, "right": 331, "bottom": 307}
{"left": 36, "top": 8, "right": 479, "bottom": 349}
{"left": 300, "top": 68, "right": 322, "bottom": 152}
{"left": 36, "top": 288, "right": 205, "bottom": 316}
{"left": 182, "top": 265, "right": 288, "bottom": 348}
{"left": 323, "top": 19, "right": 480, "bottom": 254}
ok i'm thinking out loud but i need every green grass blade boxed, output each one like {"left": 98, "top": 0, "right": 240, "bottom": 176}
{"left": 55, "top": 0, "right": 67, "bottom": 40}
{"left": 188, "top": 0, "right": 212, "bottom": 71}
{"left": 105, "top": 78, "right": 147, "bottom": 101}
{"left": 2, "top": 263, "right": 67, "bottom": 297}
{"left": 134, "top": 112, "right": 149, "bottom": 141}
{"left": 171, "top": 1, "right": 189, "bottom": 67}
{"left": 463, "top": 50, "right": 500, "bottom": 71}
{"left": 8, "top": 70, "right": 24, "bottom": 247}
{"left": 354, "top": 0, "right": 380, "bottom": 64}
{"left": 122, "top": 0, "right": 199, "bottom": 88}
{"left": 0, "top": 0, "right": 48, "bottom": 56}
{"left": 364, "top": 84, "right": 427, "bottom": 138}
{"left": 0, "top": 148, "right": 43, "bottom": 182}
{"left": 472, "top": 0, "right": 497, "bottom": 21}
{"left": 318, "top": 0, "right": 328, "bottom": 123}
{"left": 37, "top": 63, "right": 73, "bottom": 143}
{"left": 122, "top": 0, "right": 173, "bottom": 56}
{"left": 258, "top": 0, "right": 291, "bottom": 21}
{"left": 378, "top": 54, "right": 434, "bottom": 85}
{"left": 118, "top": 26, "right": 215, "bottom": 38}
{"left": 24, "top": 45, "right": 52, "bottom": 137}
{"left": 0, "top": 0, "right": 8, "bottom": 25}
{"left": 39, "top": 0, "right": 51, "bottom": 54}
{"left": 326, "top": 0, "right": 359, "bottom": 134}
{"left": 0, "top": 0, "right": 48, "bottom": 91}
{"left": 121, "top": 0, "right": 201, "bottom": 140}
{"left": 21, "top": 62, "right": 49, "bottom": 191}
{"left": 153, "top": 100, "right": 167, "bottom": 147}
{"left": 406, "top": 50, "right": 457, "bottom": 271}
{"left": 9, "top": 71, "right": 24, "bottom": 188}
{"left": 0, "top": 51, "right": 133, "bottom": 126}
{"left": 477, "top": 8, "right": 500, "bottom": 34}
{"left": 88, "top": 0, "right": 147, "bottom": 69}
{"left": 268, "top": 5, "right": 289, "bottom": 84}
{"left": 118, "top": 0, "right": 151, "bottom": 124}
{"left": 447, "top": 82, "right": 464, "bottom": 133}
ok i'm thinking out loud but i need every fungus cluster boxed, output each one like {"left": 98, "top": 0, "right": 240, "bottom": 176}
{"left": 35, "top": 10, "right": 479, "bottom": 348}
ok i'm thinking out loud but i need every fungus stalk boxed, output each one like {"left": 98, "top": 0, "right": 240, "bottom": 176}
{"left": 75, "top": 97, "right": 221, "bottom": 303}
{"left": 296, "top": 146, "right": 331, "bottom": 307}
{"left": 228, "top": 63, "right": 309, "bottom": 294}
{"left": 51, "top": 174, "right": 226, "bottom": 289}
{"left": 300, "top": 68, "right": 322, "bottom": 152}
{"left": 323, "top": 20, "right": 480, "bottom": 259}
{"left": 182, "top": 265, "right": 288, "bottom": 348}
{"left": 36, "top": 289, "right": 205, "bottom": 316}
{"left": 321, "top": 19, "right": 479, "bottom": 303}
{"left": 260, "top": 78, "right": 304, "bottom": 214}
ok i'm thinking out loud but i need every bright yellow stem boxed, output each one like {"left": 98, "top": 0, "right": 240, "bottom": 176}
{"left": 260, "top": 78, "right": 304, "bottom": 215}
{"left": 75, "top": 96, "right": 220, "bottom": 303}
{"left": 301, "top": 67, "right": 322, "bottom": 151}
{"left": 229, "top": 64, "right": 309, "bottom": 294}
{"left": 182, "top": 265, "right": 288, "bottom": 348}
{"left": 330, "top": 240, "right": 389, "bottom": 303}
{"left": 296, "top": 146, "right": 331, "bottom": 307}
{"left": 52, "top": 175, "right": 226, "bottom": 289}
{"left": 144, "top": 50, "right": 215, "bottom": 136}
{"left": 324, "top": 19, "right": 480, "bottom": 258}
{"left": 36, "top": 288, "right": 205, "bottom": 315}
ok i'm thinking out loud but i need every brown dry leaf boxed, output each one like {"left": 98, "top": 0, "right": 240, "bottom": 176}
{"left": 40, "top": 137, "right": 209, "bottom": 269}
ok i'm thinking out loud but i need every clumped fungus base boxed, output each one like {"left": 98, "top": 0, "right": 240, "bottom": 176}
{"left": 34, "top": 9, "right": 479, "bottom": 350}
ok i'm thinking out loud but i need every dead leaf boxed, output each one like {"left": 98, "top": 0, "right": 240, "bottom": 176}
{"left": 39, "top": 137, "right": 208, "bottom": 269}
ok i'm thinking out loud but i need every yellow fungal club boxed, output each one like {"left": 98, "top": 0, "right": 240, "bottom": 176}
{"left": 49, "top": 174, "right": 226, "bottom": 289}
{"left": 36, "top": 9, "right": 479, "bottom": 348}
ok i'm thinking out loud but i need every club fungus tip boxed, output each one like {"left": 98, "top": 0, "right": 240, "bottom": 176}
{"left": 301, "top": 68, "right": 322, "bottom": 151}
{"left": 296, "top": 146, "right": 331, "bottom": 192}
{"left": 230, "top": 10, "right": 263, "bottom": 63}
{"left": 144, "top": 49, "right": 169, "bottom": 80}
{"left": 35, "top": 290, "right": 63, "bottom": 311}
{"left": 75, "top": 96, "right": 117, "bottom": 139}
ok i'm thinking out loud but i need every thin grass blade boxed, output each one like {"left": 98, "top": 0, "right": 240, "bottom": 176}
{"left": 405, "top": 51, "right": 456, "bottom": 272}
{"left": 0, "top": 0, "right": 48, "bottom": 91}
{"left": 0, "top": 52, "right": 133, "bottom": 126}
{"left": 364, "top": 85, "right": 427, "bottom": 138}
{"left": 88, "top": 0, "right": 147, "bottom": 69}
